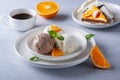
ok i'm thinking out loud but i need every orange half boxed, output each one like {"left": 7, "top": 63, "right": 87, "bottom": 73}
{"left": 90, "top": 45, "right": 111, "bottom": 69}
{"left": 36, "top": 1, "right": 59, "bottom": 18}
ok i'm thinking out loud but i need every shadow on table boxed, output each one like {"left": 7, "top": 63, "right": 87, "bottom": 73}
{"left": 48, "top": 14, "right": 69, "bottom": 22}
{"left": 31, "top": 14, "right": 69, "bottom": 29}
{"left": 29, "top": 59, "right": 115, "bottom": 78}
{"left": 84, "top": 23, "right": 120, "bottom": 33}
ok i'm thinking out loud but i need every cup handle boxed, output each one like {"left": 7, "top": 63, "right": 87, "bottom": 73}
{"left": 0, "top": 15, "right": 12, "bottom": 28}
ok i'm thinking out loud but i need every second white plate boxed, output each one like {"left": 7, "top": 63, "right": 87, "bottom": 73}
{"left": 72, "top": 2, "right": 120, "bottom": 28}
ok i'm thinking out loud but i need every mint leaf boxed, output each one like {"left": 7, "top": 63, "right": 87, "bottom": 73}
{"left": 48, "top": 30, "right": 64, "bottom": 40}
{"left": 85, "top": 34, "right": 95, "bottom": 40}
{"left": 48, "top": 30, "right": 57, "bottom": 38}
{"left": 29, "top": 56, "right": 39, "bottom": 61}
{"left": 57, "top": 35, "right": 64, "bottom": 40}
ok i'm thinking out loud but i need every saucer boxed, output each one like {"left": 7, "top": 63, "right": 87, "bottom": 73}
{"left": 72, "top": 2, "right": 120, "bottom": 28}
{"left": 25, "top": 25, "right": 87, "bottom": 61}
{"left": 15, "top": 25, "right": 96, "bottom": 69}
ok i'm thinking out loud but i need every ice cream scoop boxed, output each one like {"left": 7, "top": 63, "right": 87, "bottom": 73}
{"left": 56, "top": 33, "right": 81, "bottom": 55}
{"left": 33, "top": 33, "right": 55, "bottom": 55}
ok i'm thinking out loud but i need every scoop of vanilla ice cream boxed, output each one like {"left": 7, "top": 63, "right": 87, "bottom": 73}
{"left": 56, "top": 33, "right": 81, "bottom": 55}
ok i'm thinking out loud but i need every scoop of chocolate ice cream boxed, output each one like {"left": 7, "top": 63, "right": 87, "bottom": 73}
{"left": 33, "top": 33, "right": 55, "bottom": 55}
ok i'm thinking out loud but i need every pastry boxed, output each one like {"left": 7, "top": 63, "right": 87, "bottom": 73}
{"left": 81, "top": 5, "right": 108, "bottom": 24}
{"left": 79, "top": 0, "right": 115, "bottom": 24}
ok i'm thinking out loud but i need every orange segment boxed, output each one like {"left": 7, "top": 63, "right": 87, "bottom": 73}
{"left": 90, "top": 45, "right": 111, "bottom": 69}
{"left": 49, "top": 25, "right": 61, "bottom": 32}
{"left": 52, "top": 48, "right": 64, "bottom": 57}
{"left": 36, "top": 1, "right": 59, "bottom": 18}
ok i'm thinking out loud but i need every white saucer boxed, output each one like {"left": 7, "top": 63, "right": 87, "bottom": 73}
{"left": 15, "top": 25, "right": 96, "bottom": 69}
{"left": 25, "top": 25, "right": 87, "bottom": 61}
{"left": 72, "top": 2, "right": 120, "bottom": 28}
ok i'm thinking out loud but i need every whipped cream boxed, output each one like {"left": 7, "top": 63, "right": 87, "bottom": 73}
{"left": 100, "top": 6, "right": 115, "bottom": 22}
{"left": 77, "top": 0, "right": 98, "bottom": 13}
{"left": 56, "top": 33, "right": 81, "bottom": 55}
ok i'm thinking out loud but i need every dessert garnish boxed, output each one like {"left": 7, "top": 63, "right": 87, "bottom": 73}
{"left": 49, "top": 25, "right": 61, "bottom": 32}
{"left": 48, "top": 30, "right": 64, "bottom": 40}
{"left": 85, "top": 34, "right": 95, "bottom": 40}
{"left": 29, "top": 56, "right": 39, "bottom": 61}
{"left": 90, "top": 45, "right": 111, "bottom": 68}
{"left": 51, "top": 48, "right": 64, "bottom": 57}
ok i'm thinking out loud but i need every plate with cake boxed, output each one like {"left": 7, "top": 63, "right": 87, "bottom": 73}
{"left": 72, "top": 0, "right": 120, "bottom": 28}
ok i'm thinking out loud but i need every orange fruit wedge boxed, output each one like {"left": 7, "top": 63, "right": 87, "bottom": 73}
{"left": 52, "top": 48, "right": 64, "bottom": 57}
{"left": 49, "top": 25, "right": 61, "bottom": 32}
{"left": 90, "top": 45, "right": 111, "bottom": 69}
{"left": 36, "top": 1, "right": 59, "bottom": 18}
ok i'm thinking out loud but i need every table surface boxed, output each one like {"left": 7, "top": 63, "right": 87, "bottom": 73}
{"left": 0, "top": 0, "right": 120, "bottom": 80}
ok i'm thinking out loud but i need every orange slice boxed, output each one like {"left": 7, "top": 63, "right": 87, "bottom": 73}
{"left": 49, "top": 25, "right": 61, "bottom": 32}
{"left": 36, "top": 1, "right": 59, "bottom": 18}
{"left": 52, "top": 48, "right": 63, "bottom": 57}
{"left": 90, "top": 45, "right": 111, "bottom": 69}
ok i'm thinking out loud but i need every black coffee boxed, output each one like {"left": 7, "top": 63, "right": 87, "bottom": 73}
{"left": 12, "top": 13, "right": 33, "bottom": 20}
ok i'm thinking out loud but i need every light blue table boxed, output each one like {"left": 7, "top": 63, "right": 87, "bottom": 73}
{"left": 0, "top": 0, "right": 120, "bottom": 80}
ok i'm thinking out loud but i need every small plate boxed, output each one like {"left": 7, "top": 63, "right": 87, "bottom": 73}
{"left": 72, "top": 2, "right": 120, "bottom": 28}
{"left": 25, "top": 25, "right": 87, "bottom": 61}
{"left": 15, "top": 25, "right": 96, "bottom": 69}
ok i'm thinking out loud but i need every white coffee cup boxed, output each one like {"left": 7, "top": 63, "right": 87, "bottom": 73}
{"left": 0, "top": 8, "right": 36, "bottom": 31}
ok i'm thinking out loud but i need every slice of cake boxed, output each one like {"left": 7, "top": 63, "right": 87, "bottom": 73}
{"left": 81, "top": 5, "right": 108, "bottom": 24}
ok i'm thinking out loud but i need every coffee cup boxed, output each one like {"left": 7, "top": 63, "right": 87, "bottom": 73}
{"left": 0, "top": 8, "right": 36, "bottom": 31}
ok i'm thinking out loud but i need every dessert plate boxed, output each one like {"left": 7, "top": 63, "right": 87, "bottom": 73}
{"left": 15, "top": 25, "right": 96, "bottom": 69}
{"left": 25, "top": 26, "right": 87, "bottom": 61}
{"left": 72, "top": 2, "right": 120, "bottom": 28}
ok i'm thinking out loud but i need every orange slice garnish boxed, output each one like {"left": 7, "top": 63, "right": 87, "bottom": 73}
{"left": 52, "top": 48, "right": 63, "bottom": 57}
{"left": 90, "top": 45, "right": 111, "bottom": 69}
{"left": 49, "top": 25, "right": 61, "bottom": 32}
{"left": 36, "top": 1, "right": 59, "bottom": 18}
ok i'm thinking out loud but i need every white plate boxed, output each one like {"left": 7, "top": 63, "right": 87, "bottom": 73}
{"left": 15, "top": 25, "right": 96, "bottom": 69}
{"left": 25, "top": 26, "right": 87, "bottom": 61}
{"left": 72, "top": 2, "right": 120, "bottom": 28}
